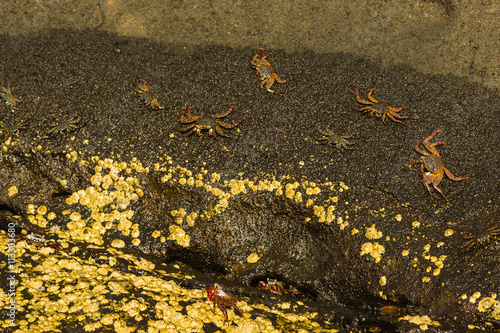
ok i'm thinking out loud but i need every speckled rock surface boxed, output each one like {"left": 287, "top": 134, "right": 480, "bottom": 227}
{"left": 0, "top": 3, "right": 498, "bottom": 332}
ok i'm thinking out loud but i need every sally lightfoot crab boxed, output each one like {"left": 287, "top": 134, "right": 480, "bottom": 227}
{"left": 204, "top": 284, "right": 243, "bottom": 322}
{"left": 1, "top": 82, "right": 22, "bottom": 110}
{"left": 353, "top": 88, "right": 416, "bottom": 126}
{"left": 315, "top": 120, "right": 356, "bottom": 150}
{"left": 453, "top": 225, "right": 500, "bottom": 253}
{"left": 3, "top": 232, "right": 63, "bottom": 251}
{"left": 47, "top": 116, "right": 82, "bottom": 138}
{"left": 174, "top": 102, "right": 245, "bottom": 146}
{"left": 250, "top": 48, "right": 292, "bottom": 95}
{"left": 134, "top": 75, "right": 165, "bottom": 110}
{"left": 1, "top": 119, "right": 28, "bottom": 139}
{"left": 257, "top": 278, "right": 299, "bottom": 297}
{"left": 409, "top": 130, "right": 468, "bottom": 201}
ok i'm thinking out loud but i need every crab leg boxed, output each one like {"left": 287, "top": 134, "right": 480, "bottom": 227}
{"left": 173, "top": 125, "right": 197, "bottom": 139}
{"left": 384, "top": 113, "right": 409, "bottom": 127}
{"left": 355, "top": 90, "right": 375, "bottom": 105}
{"left": 408, "top": 159, "right": 422, "bottom": 168}
{"left": 443, "top": 167, "right": 469, "bottom": 182}
{"left": 431, "top": 182, "right": 447, "bottom": 201}
{"left": 217, "top": 117, "right": 245, "bottom": 129}
{"left": 274, "top": 75, "right": 292, "bottom": 84}
{"left": 412, "top": 141, "right": 430, "bottom": 156}
{"left": 353, "top": 107, "right": 373, "bottom": 115}
{"left": 214, "top": 102, "right": 236, "bottom": 119}
{"left": 179, "top": 107, "right": 201, "bottom": 123}
{"left": 263, "top": 79, "right": 282, "bottom": 95}
{"left": 214, "top": 126, "right": 236, "bottom": 141}
{"left": 366, "top": 88, "right": 379, "bottom": 103}
{"left": 209, "top": 132, "right": 222, "bottom": 146}
{"left": 389, "top": 110, "right": 416, "bottom": 120}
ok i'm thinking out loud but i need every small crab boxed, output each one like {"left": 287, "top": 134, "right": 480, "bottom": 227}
{"left": 16, "top": 232, "right": 62, "bottom": 251}
{"left": 47, "top": 116, "right": 82, "bottom": 138}
{"left": 257, "top": 278, "right": 298, "bottom": 297}
{"left": 1, "top": 119, "right": 28, "bottom": 139}
{"left": 174, "top": 102, "right": 245, "bottom": 146}
{"left": 353, "top": 88, "right": 416, "bottom": 126}
{"left": 315, "top": 120, "right": 356, "bottom": 150}
{"left": 1, "top": 82, "right": 22, "bottom": 110}
{"left": 258, "top": 278, "right": 285, "bottom": 294}
{"left": 454, "top": 225, "right": 500, "bottom": 253}
{"left": 134, "top": 75, "right": 165, "bottom": 110}
{"left": 409, "top": 130, "right": 468, "bottom": 201}
{"left": 204, "top": 284, "right": 243, "bottom": 322}
{"left": 250, "top": 48, "right": 292, "bottom": 95}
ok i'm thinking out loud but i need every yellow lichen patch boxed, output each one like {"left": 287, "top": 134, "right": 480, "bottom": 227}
{"left": 171, "top": 208, "right": 187, "bottom": 224}
{"left": 412, "top": 221, "right": 420, "bottom": 228}
{"left": 326, "top": 205, "right": 335, "bottom": 223}
{"left": 399, "top": 315, "right": 440, "bottom": 330}
{"left": 402, "top": 250, "right": 409, "bottom": 256}
{"left": 360, "top": 242, "right": 385, "bottom": 263}
{"left": 8, "top": 186, "right": 18, "bottom": 197}
{"left": 477, "top": 296, "right": 498, "bottom": 312}
{"left": 186, "top": 212, "right": 198, "bottom": 227}
{"left": 365, "top": 224, "right": 383, "bottom": 240}
{"left": 27, "top": 203, "right": 36, "bottom": 214}
{"left": 469, "top": 292, "right": 481, "bottom": 303}
{"left": 444, "top": 229, "right": 454, "bottom": 237}
{"left": 313, "top": 205, "right": 326, "bottom": 223}
{"left": 285, "top": 182, "right": 300, "bottom": 200}
{"left": 337, "top": 216, "right": 348, "bottom": 230}
{"left": 379, "top": 276, "right": 386, "bottom": 286}
{"left": 168, "top": 225, "right": 190, "bottom": 247}
{"left": 228, "top": 178, "right": 247, "bottom": 195}
{"left": 395, "top": 214, "right": 402, "bottom": 222}
{"left": 339, "top": 182, "right": 349, "bottom": 191}
{"left": 247, "top": 253, "right": 260, "bottom": 263}
{"left": 111, "top": 239, "right": 125, "bottom": 248}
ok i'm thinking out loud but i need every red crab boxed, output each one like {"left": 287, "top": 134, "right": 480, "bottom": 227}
{"left": 204, "top": 284, "right": 243, "bottom": 322}
{"left": 250, "top": 48, "right": 292, "bottom": 95}
{"left": 16, "top": 232, "right": 62, "bottom": 251}
{"left": 353, "top": 88, "right": 416, "bottom": 126}
{"left": 453, "top": 224, "right": 500, "bottom": 253}
{"left": 134, "top": 75, "right": 165, "bottom": 110}
{"left": 409, "top": 130, "right": 468, "bottom": 201}
{"left": 257, "top": 278, "right": 298, "bottom": 297}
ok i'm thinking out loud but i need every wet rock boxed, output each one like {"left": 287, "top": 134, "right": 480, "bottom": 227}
{"left": 0, "top": 30, "right": 498, "bottom": 332}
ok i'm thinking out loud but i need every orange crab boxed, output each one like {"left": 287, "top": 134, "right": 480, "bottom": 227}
{"left": 204, "top": 284, "right": 243, "bottom": 322}
{"left": 250, "top": 48, "right": 292, "bottom": 96}
{"left": 409, "top": 130, "right": 468, "bottom": 201}
{"left": 353, "top": 88, "right": 416, "bottom": 126}
{"left": 134, "top": 75, "right": 165, "bottom": 110}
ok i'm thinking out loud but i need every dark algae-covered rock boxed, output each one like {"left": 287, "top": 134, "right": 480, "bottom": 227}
{"left": 0, "top": 29, "right": 498, "bottom": 332}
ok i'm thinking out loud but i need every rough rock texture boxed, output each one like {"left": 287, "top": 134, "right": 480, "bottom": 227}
{"left": 0, "top": 1, "right": 498, "bottom": 332}
{"left": 0, "top": 0, "right": 498, "bottom": 89}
